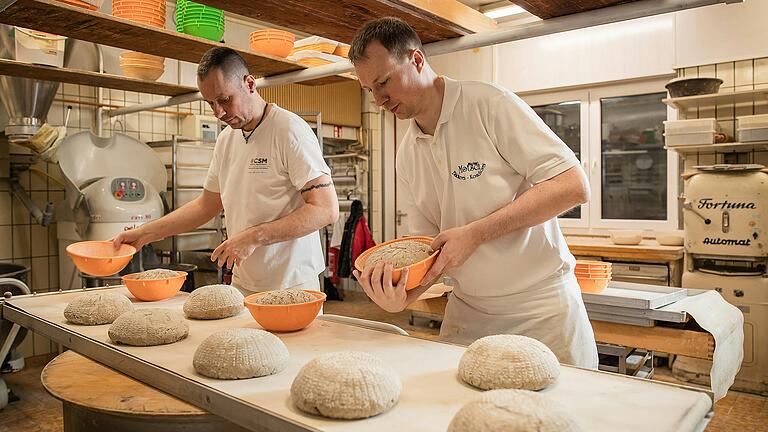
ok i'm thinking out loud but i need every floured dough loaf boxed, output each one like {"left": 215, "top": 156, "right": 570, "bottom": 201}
{"left": 254, "top": 289, "right": 315, "bottom": 305}
{"left": 448, "top": 389, "right": 581, "bottom": 432}
{"left": 193, "top": 328, "right": 289, "bottom": 379}
{"left": 459, "top": 334, "right": 560, "bottom": 391}
{"left": 184, "top": 284, "right": 244, "bottom": 319}
{"left": 64, "top": 292, "right": 133, "bottom": 325}
{"left": 364, "top": 240, "right": 432, "bottom": 269}
{"left": 108, "top": 309, "right": 188, "bottom": 346}
{"left": 291, "top": 351, "right": 401, "bottom": 419}
{"left": 133, "top": 268, "right": 180, "bottom": 280}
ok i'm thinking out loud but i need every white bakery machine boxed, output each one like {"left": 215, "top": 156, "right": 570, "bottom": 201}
{"left": 55, "top": 131, "right": 167, "bottom": 289}
{"left": 677, "top": 164, "right": 767, "bottom": 395}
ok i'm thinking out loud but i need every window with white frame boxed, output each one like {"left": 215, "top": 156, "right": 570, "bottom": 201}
{"left": 522, "top": 79, "right": 679, "bottom": 232}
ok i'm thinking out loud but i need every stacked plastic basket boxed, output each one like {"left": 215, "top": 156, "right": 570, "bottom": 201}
{"left": 112, "top": 0, "right": 166, "bottom": 80}
{"left": 176, "top": 0, "right": 225, "bottom": 42}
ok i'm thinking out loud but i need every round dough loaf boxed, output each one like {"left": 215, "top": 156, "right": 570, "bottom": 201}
{"left": 193, "top": 328, "right": 288, "bottom": 379}
{"left": 64, "top": 292, "right": 133, "bottom": 325}
{"left": 291, "top": 351, "right": 401, "bottom": 419}
{"left": 448, "top": 389, "right": 581, "bottom": 432}
{"left": 459, "top": 334, "right": 560, "bottom": 391}
{"left": 184, "top": 284, "right": 244, "bottom": 320}
{"left": 254, "top": 289, "right": 315, "bottom": 305}
{"left": 133, "top": 268, "right": 180, "bottom": 280}
{"left": 108, "top": 309, "right": 188, "bottom": 346}
{"left": 364, "top": 240, "right": 432, "bottom": 269}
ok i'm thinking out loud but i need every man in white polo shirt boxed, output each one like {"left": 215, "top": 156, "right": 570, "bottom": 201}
{"left": 349, "top": 18, "right": 598, "bottom": 368}
{"left": 114, "top": 47, "right": 338, "bottom": 294}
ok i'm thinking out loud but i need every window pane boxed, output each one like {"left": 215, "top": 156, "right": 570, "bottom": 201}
{"left": 600, "top": 92, "right": 667, "bottom": 220}
{"left": 533, "top": 101, "right": 581, "bottom": 219}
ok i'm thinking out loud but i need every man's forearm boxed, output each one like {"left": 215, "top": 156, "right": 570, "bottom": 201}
{"left": 248, "top": 203, "right": 337, "bottom": 246}
{"left": 470, "top": 167, "right": 588, "bottom": 244}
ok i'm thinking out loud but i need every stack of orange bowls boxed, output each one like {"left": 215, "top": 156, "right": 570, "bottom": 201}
{"left": 249, "top": 29, "right": 295, "bottom": 58}
{"left": 575, "top": 260, "right": 611, "bottom": 293}
{"left": 112, "top": 0, "right": 166, "bottom": 28}
{"left": 119, "top": 51, "right": 165, "bottom": 81}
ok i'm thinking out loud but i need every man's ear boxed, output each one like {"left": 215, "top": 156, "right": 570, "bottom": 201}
{"left": 412, "top": 49, "right": 426, "bottom": 73}
{"left": 244, "top": 74, "right": 256, "bottom": 93}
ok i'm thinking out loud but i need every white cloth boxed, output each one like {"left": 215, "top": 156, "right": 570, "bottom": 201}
{"left": 397, "top": 77, "right": 596, "bottom": 367}
{"left": 329, "top": 211, "right": 347, "bottom": 248}
{"left": 205, "top": 104, "right": 330, "bottom": 292}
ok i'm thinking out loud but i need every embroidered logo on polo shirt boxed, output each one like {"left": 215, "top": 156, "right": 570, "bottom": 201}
{"left": 452, "top": 161, "right": 486, "bottom": 180}
{"left": 248, "top": 157, "right": 269, "bottom": 174}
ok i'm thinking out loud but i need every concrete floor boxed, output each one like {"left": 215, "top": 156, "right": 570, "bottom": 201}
{"left": 0, "top": 298, "right": 766, "bottom": 431}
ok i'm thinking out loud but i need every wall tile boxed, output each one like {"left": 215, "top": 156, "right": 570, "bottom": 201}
{"left": 0, "top": 193, "right": 11, "bottom": 225}
{"left": 31, "top": 257, "right": 49, "bottom": 292}
{"left": 0, "top": 226, "right": 12, "bottom": 259}
{"left": 49, "top": 257, "right": 59, "bottom": 290}
{"left": 716, "top": 62, "right": 735, "bottom": 88}
{"left": 31, "top": 224, "right": 49, "bottom": 257}
{"left": 754, "top": 58, "right": 768, "bottom": 84}
{"left": 30, "top": 161, "right": 48, "bottom": 191}
{"left": 734, "top": 60, "right": 754, "bottom": 87}
{"left": 12, "top": 225, "right": 31, "bottom": 258}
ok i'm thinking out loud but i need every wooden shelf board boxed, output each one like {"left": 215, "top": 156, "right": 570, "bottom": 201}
{"left": 663, "top": 88, "right": 768, "bottom": 111}
{"left": 0, "top": 0, "right": 352, "bottom": 86}
{"left": 194, "top": 0, "right": 496, "bottom": 44}
{"left": 666, "top": 141, "right": 768, "bottom": 155}
{"left": 0, "top": 59, "right": 198, "bottom": 96}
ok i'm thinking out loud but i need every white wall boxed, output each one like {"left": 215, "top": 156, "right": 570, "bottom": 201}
{"left": 497, "top": 14, "right": 675, "bottom": 93}
{"left": 429, "top": 46, "right": 495, "bottom": 82}
{"left": 434, "top": 0, "right": 768, "bottom": 93}
{"left": 675, "top": 0, "right": 768, "bottom": 68}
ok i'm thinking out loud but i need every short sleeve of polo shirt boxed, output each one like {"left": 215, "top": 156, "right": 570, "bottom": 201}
{"left": 280, "top": 115, "right": 331, "bottom": 190}
{"left": 486, "top": 90, "right": 579, "bottom": 184}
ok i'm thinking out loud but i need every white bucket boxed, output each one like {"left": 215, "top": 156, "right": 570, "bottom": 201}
{"left": 14, "top": 27, "right": 66, "bottom": 67}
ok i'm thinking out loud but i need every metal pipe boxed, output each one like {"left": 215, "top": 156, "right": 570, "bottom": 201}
{"left": 105, "top": 0, "right": 739, "bottom": 116}
{"left": 108, "top": 91, "right": 203, "bottom": 117}
{"left": 95, "top": 43, "right": 104, "bottom": 136}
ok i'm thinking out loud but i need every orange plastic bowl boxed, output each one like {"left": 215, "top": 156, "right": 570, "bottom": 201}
{"left": 249, "top": 40, "right": 293, "bottom": 58}
{"left": 66, "top": 241, "right": 136, "bottom": 276}
{"left": 574, "top": 270, "right": 611, "bottom": 278}
{"left": 576, "top": 277, "right": 611, "bottom": 294}
{"left": 121, "top": 271, "right": 187, "bottom": 301}
{"left": 243, "top": 290, "right": 326, "bottom": 332}
{"left": 353, "top": 236, "right": 439, "bottom": 290}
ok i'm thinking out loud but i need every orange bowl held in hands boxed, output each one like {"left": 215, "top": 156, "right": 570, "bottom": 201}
{"left": 353, "top": 236, "right": 439, "bottom": 290}
{"left": 66, "top": 241, "right": 136, "bottom": 276}
{"left": 243, "top": 290, "right": 326, "bottom": 332}
{"left": 121, "top": 271, "right": 187, "bottom": 301}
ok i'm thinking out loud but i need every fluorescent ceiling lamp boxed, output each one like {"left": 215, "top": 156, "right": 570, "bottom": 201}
{"left": 483, "top": 4, "right": 526, "bottom": 19}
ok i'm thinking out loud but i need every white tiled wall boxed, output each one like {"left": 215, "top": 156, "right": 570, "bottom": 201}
{"left": 677, "top": 57, "right": 768, "bottom": 170}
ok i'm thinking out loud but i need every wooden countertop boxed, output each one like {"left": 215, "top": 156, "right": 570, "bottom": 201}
{"left": 566, "top": 237, "right": 684, "bottom": 261}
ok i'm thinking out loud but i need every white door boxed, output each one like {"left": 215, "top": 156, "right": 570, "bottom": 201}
{"left": 390, "top": 113, "right": 410, "bottom": 239}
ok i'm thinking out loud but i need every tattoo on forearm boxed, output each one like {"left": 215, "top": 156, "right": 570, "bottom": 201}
{"left": 300, "top": 182, "right": 333, "bottom": 194}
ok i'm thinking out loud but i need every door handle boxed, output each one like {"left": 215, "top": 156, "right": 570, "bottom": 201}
{"left": 396, "top": 210, "right": 407, "bottom": 226}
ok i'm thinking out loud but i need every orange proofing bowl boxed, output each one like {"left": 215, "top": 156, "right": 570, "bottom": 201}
{"left": 121, "top": 271, "right": 187, "bottom": 301}
{"left": 353, "top": 236, "right": 439, "bottom": 290}
{"left": 66, "top": 241, "right": 136, "bottom": 276}
{"left": 243, "top": 290, "right": 326, "bottom": 332}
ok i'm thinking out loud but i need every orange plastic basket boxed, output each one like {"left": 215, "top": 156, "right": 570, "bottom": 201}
{"left": 243, "top": 290, "right": 326, "bottom": 332}
{"left": 121, "top": 271, "right": 187, "bottom": 301}
{"left": 66, "top": 241, "right": 136, "bottom": 277}
{"left": 354, "top": 236, "right": 439, "bottom": 290}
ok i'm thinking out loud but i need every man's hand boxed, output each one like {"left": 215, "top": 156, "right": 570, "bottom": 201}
{"left": 420, "top": 225, "right": 481, "bottom": 287}
{"left": 113, "top": 227, "right": 155, "bottom": 250}
{"left": 353, "top": 262, "right": 410, "bottom": 313}
{"left": 211, "top": 226, "right": 262, "bottom": 269}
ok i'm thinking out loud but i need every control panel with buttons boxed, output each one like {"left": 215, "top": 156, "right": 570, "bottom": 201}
{"left": 110, "top": 177, "right": 145, "bottom": 202}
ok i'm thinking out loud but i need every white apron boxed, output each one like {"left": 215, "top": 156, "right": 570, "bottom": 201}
{"left": 439, "top": 273, "right": 599, "bottom": 369}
